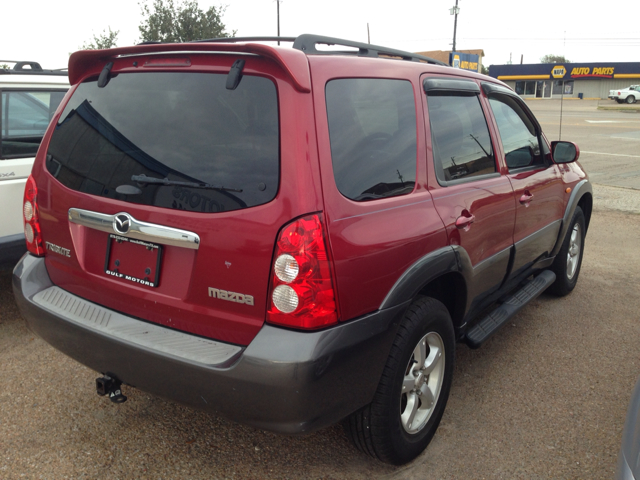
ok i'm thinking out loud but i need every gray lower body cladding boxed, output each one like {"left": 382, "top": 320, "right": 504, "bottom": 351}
{"left": 13, "top": 254, "right": 405, "bottom": 434}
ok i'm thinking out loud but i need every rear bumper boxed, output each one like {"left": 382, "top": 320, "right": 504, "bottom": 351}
{"left": 13, "top": 254, "right": 405, "bottom": 434}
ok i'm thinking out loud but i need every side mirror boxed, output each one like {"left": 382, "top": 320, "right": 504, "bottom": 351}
{"left": 551, "top": 141, "right": 580, "bottom": 164}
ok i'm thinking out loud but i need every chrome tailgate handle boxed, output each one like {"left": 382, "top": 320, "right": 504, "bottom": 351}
{"left": 68, "top": 208, "right": 200, "bottom": 250}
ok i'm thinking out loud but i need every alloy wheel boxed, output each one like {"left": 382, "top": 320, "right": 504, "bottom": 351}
{"left": 400, "top": 332, "right": 445, "bottom": 434}
{"left": 566, "top": 223, "right": 582, "bottom": 280}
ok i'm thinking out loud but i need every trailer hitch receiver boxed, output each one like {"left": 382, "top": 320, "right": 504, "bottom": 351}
{"left": 96, "top": 375, "right": 128, "bottom": 403}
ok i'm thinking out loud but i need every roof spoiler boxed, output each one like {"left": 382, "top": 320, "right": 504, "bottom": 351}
{"left": 68, "top": 43, "right": 312, "bottom": 92}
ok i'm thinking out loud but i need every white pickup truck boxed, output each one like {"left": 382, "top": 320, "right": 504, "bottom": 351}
{"left": 0, "top": 61, "right": 68, "bottom": 265}
{"left": 609, "top": 85, "right": 640, "bottom": 104}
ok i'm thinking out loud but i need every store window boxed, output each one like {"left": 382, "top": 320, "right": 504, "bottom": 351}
{"left": 515, "top": 80, "right": 573, "bottom": 98}
{"left": 516, "top": 81, "right": 537, "bottom": 95}
{"left": 524, "top": 81, "right": 536, "bottom": 95}
{"left": 552, "top": 80, "right": 574, "bottom": 95}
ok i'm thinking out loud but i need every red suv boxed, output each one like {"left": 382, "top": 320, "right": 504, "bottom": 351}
{"left": 13, "top": 35, "right": 591, "bottom": 465}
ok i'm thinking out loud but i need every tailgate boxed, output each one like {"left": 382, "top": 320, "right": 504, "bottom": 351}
{"left": 32, "top": 53, "right": 319, "bottom": 346}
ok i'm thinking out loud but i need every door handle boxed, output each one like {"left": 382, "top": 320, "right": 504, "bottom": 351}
{"left": 519, "top": 192, "right": 534, "bottom": 206}
{"left": 455, "top": 213, "right": 476, "bottom": 230}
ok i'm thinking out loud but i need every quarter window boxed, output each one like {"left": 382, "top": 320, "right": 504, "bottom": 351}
{"left": 427, "top": 94, "right": 495, "bottom": 183}
{"left": 325, "top": 79, "right": 417, "bottom": 201}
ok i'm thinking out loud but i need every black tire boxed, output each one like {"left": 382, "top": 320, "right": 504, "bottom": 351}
{"left": 626, "top": 96, "right": 636, "bottom": 104}
{"left": 548, "top": 206, "right": 585, "bottom": 296}
{"left": 344, "top": 297, "right": 455, "bottom": 465}
{"left": 616, "top": 99, "right": 624, "bottom": 104}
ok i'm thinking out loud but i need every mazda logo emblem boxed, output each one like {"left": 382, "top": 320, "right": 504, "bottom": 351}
{"left": 113, "top": 213, "right": 132, "bottom": 235}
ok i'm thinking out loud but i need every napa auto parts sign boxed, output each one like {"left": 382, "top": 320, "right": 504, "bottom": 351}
{"left": 489, "top": 62, "right": 640, "bottom": 81}
{"left": 569, "top": 66, "right": 615, "bottom": 78}
{"left": 551, "top": 65, "right": 613, "bottom": 79}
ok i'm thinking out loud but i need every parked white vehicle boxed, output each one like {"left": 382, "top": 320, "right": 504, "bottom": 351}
{"left": 0, "top": 61, "right": 69, "bottom": 264}
{"left": 608, "top": 85, "right": 640, "bottom": 104}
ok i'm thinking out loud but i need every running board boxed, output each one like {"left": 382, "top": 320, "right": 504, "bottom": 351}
{"left": 464, "top": 270, "right": 556, "bottom": 349}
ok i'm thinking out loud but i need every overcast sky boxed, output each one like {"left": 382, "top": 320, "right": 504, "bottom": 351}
{"left": 2, "top": 0, "right": 639, "bottom": 70}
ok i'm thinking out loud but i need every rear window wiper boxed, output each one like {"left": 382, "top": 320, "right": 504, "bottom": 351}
{"left": 132, "top": 174, "right": 243, "bottom": 192}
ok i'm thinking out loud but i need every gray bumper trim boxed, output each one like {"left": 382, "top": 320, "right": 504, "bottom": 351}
{"left": 32, "top": 286, "right": 242, "bottom": 366}
{"left": 13, "top": 254, "right": 406, "bottom": 434}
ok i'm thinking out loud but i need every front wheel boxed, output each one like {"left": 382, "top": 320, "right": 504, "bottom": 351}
{"left": 344, "top": 297, "right": 455, "bottom": 465}
{"left": 548, "top": 206, "right": 586, "bottom": 296}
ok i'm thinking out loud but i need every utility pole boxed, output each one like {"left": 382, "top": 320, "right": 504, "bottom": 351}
{"left": 450, "top": 0, "right": 460, "bottom": 52}
{"left": 276, "top": 0, "right": 281, "bottom": 45}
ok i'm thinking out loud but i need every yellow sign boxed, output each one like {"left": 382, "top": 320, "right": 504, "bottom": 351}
{"left": 551, "top": 65, "right": 566, "bottom": 78}
{"left": 460, "top": 60, "right": 479, "bottom": 71}
{"left": 570, "top": 67, "right": 615, "bottom": 77}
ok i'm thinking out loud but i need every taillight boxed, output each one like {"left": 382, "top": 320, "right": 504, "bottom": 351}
{"left": 618, "top": 91, "right": 621, "bottom": 95}
{"left": 23, "top": 175, "right": 45, "bottom": 256}
{"left": 267, "top": 214, "right": 338, "bottom": 329}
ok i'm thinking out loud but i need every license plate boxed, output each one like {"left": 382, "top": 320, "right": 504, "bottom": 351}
{"left": 104, "top": 234, "right": 162, "bottom": 288}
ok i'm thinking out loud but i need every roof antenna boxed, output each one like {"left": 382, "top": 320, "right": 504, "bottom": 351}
{"left": 559, "top": 30, "right": 566, "bottom": 141}
{"left": 275, "top": 0, "right": 282, "bottom": 45}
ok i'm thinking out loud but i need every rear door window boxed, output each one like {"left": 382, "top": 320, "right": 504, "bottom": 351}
{"left": 427, "top": 93, "right": 495, "bottom": 183}
{"left": 1, "top": 90, "right": 66, "bottom": 159}
{"left": 47, "top": 72, "right": 279, "bottom": 213}
{"left": 325, "top": 79, "right": 417, "bottom": 201}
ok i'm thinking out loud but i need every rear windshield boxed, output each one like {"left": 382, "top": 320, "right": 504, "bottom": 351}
{"left": 47, "top": 72, "right": 279, "bottom": 213}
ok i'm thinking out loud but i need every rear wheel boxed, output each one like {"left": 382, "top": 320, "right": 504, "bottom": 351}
{"left": 344, "top": 297, "right": 455, "bottom": 465}
{"left": 548, "top": 206, "right": 585, "bottom": 296}
{"left": 626, "top": 95, "right": 636, "bottom": 104}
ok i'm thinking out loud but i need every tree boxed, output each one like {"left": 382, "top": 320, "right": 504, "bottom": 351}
{"left": 81, "top": 27, "right": 119, "bottom": 50}
{"left": 540, "top": 54, "right": 570, "bottom": 64}
{"left": 481, "top": 64, "right": 488, "bottom": 75}
{"left": 138, "top": 0, "right": 235, "bottom": 43}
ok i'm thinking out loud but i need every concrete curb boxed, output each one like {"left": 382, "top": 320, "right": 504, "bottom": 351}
{"left": 597, "top": 106, "right": 640, "bottom": 112}
{"left": 593, "top": 183, "right": 640, "bottom": 214}
{"left": 524, "top": 97, "right": 600, "bottom": 101}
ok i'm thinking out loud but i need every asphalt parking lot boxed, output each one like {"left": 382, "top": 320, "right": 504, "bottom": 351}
{"left": 530, "top": 99, "right": 640, "bottom": 191}
{"left": 1, "top": 99, "right": 639, "bottom": 479}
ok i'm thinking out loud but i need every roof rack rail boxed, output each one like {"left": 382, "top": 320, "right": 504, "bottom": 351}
{"left": 192, "top": 36, "right": 297, "bottom": 44}
{"left": 191, "top": 34, "right": 449, "bottom": 66}
{"left": 0, "top": 60, "right": 68, "bottom": 76}
{"left": 292, "top": 34, "right": 449, "bottom": 66}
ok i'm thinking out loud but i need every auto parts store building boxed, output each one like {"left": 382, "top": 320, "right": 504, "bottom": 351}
{"left": 488, "top": 63, "right": 640, "bottom": 99}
